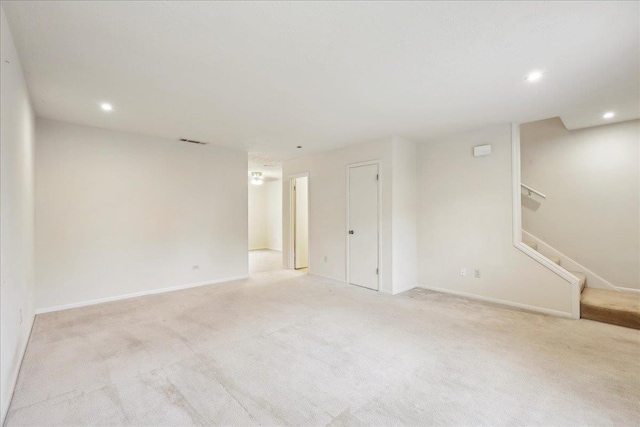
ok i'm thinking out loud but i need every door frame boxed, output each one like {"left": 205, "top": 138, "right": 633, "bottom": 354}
{"left": 346, "top": 160, "right": 381, "bottom": 290}
{"left": 288, "top": 172, "right": 310, "bottom": 271}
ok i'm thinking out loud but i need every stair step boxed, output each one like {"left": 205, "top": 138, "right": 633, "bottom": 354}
{"left": 570, "top": 271, "right": 587, "bottom": 293}
{"left": 523, "top": 241, "right": 538, "bottom": 251}
{"left": 543, "top": 254, "right": 561, "bottom": 265}
{"left": 581, "top": 288, "right": 640, "bottom": 330}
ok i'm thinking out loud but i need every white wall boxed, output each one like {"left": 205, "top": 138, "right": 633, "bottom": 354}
{"left": 0, "top": 7, "right": 36, "bottom": 424}
{"left": 416, "top": 124, "right": 573, "bottom": 315}
{"left": 283, "top": 138, "right": 394, "bottom": 291}
{"left": 265, "top": 180, "right": 282, "bottom": 251}
{"left": 521, "top": 118, "right": 639, "bottom": 289}
{"left": 35, "top": 119, "right": 249, "bottom": 311}
{"left": 391, "top": 137, "right": 418, "bottom": 294}
{"left": 248, "top": 183, "right": 268, "bottom": 250}
{"left": 248, "top": 180, "right": 282, "bottom": 251}
{"left": 283, "top": 137, "right": 419, "bottom": 295}
{"left": 293, "top": 176, "right": 309, "bottom": 268}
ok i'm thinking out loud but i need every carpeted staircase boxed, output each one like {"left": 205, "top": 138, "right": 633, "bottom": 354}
{"left": 524, "top": 240, "right": 640, "bottom": 330}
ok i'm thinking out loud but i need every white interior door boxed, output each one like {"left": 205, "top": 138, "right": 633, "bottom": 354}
{"left": 294, "top": 177, "right": 308, "bottom": 269}
{"left": 348, "top": 164, "right": 379, "bottom": 290}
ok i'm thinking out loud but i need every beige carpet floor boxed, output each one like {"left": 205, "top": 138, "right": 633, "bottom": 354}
{"left": 6, "top": 250, "right": 640, "bottom": 426}
{"left": 581, "top": 287, "right": 640, "bottom": 330}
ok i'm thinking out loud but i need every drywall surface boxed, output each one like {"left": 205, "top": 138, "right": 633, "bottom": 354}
{"left": 294, "top": 177, "right": 309, "bottom": 268}
{"left": 3, "top": 2, "right": 639, "bottom": 155}
{"left": 391, "top": 137, "right": 418, "bottom": 294}
{"left": 283, "top": 138, "right": 394, "bottom": 292}
{"left": 248, "top": 180, "right": 282, "bottom": 251}
{"left": 248, "top": 183, "right": 268, "bottom": 250}
{"left": 416, "top": 124, "right": 572, "bottom": 314}
{"left": 0, "top": 7, "right": 36, "bottom": 424}
{"left": 521, "top": 118, "right": 639, "bottom": 289}
{"left": 265, "top": 180, "right": 282, "bottom": 251}
{"left": 35, "top": 119, "right": 248, "bottom": 310}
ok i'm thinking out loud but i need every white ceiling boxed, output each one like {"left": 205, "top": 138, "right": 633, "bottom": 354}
{"left": 3, "top": 1, "right": 639, "bottom": 173}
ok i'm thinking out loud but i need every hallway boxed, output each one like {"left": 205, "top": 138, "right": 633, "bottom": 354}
{"left": 249, "top": 249, "right": 307, "bottom": 275}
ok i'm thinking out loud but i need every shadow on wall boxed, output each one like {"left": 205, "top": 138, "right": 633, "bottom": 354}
{"left": 521, "top": 194, "right": 541, "bottom": 212}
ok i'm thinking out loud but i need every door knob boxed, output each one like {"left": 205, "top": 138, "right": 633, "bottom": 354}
{"left": 348, "top": 230, "right": 354, "bottom": 234}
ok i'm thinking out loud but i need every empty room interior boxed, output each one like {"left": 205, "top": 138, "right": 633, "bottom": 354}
{"left": 1, "top": 1, "right": 639, "bottom": 426}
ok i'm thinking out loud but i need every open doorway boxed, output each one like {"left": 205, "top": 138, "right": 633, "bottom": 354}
{"left": 290, "top": 175, "right": 309, "bottom": 272}
{"left": 248, "top": 170, "right": 283, "bottom": 274}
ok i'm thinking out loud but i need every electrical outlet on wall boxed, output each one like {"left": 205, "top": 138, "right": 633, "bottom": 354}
{"left": 475, "top": 269, "right": 481, "bottom": 278}
{"left": 460, "top": 268, "right": 466, "bottom": 277}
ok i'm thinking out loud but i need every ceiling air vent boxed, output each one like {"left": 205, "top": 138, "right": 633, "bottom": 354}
{"left": 180, "top": 138, "right": 208, "bottom": 145}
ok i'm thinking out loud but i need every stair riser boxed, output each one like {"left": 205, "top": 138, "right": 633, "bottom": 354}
{"left": 581, "top": 307, "right": 640, "bottom": 330}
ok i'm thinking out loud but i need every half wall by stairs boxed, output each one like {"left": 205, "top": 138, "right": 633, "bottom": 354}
{"left": 523, "top": 239, "right": 640, "bottom": 330}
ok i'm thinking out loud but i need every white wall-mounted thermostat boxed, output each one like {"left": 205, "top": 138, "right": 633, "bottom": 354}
{"left": 473, "top": 144, "right": 492, "bottom": 157}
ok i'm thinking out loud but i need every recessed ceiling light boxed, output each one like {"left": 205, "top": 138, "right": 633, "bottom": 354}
{"left": 526, "top": 71, "right": 543, "bottom": 82}
{"left": 603, "top": 111, "right": 615, "bottom": 119}
{"left": 100, "top": 103, "right": 113, "bottom": 111}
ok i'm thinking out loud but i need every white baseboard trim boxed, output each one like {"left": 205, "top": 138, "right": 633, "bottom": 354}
{"left": 617, "top": 287, "right": 640, "bottom": 294}
{"left": 2, "top": 314, "right": 35, "bottom": 425}
{"left": 35, "top": 275, "right": 249, "bottom": 314}
{"left": 416, "top": 284, "right": 573, "bottom": 319}
{"left": 391, "top": 284, "right": 418, "bottom": 295}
